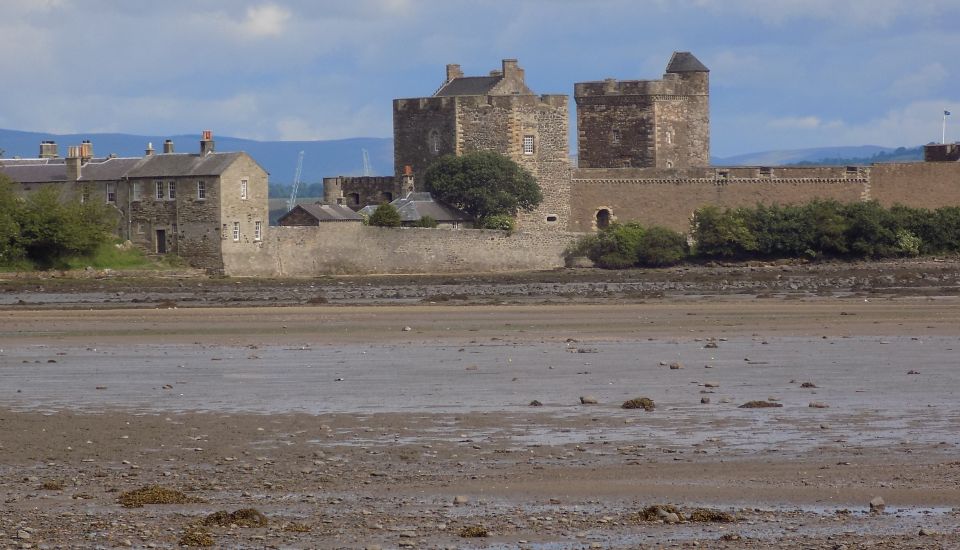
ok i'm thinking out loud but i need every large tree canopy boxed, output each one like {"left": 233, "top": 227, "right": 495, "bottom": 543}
{"left": 423, "top": 151, "right": 542, "bottom": 223}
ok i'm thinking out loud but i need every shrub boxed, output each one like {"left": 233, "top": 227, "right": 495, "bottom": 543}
{"left": 841, "top": 201, "right": 898, "bottom": 258}
{"left": 479, "top": 214, "right": 515, "bottom": 232}
{"left": 636, "top": 226, "right": 688, "bottom": 266}
{"left": 588, "top": 222, "right": 645, "bottom": 269}
{"left": 691, "top": 206, "right": 757, "bottom": 258}
{"left": 415, "top": 215, "right": 438, "bottom": 228}
{"left": 367, "top": 203, "right": 402, "bottom": 227}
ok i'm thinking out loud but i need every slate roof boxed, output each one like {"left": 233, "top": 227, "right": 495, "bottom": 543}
{"left": 279, "top": 203, "right": 362, "bottom": 223}
{"left": 0, "top": 152, "right": 256, "bottom": 184}
{"left": 390, "top": 192, "right": 473, "bottom": 223}
{"left": 434, "top": 76, "right": 501, "bottom": 97}
{"left": 665, "top": 51, "right": 709, "bottom": 73}
{"left": 125, "top": 152, "right": 248, "bottom": 178}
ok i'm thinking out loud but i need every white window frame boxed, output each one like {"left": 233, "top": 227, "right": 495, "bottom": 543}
{"left": 254, "top": 220, "right": 262, "bottom": 241}
{"left": 232, "top": 221, "right": 240, "bottom": 241}
{"left": 168, "top": 181, "right": 176, "bottom": 200}
{"left": 106, "top": 182, "right": 117, "bottom": 203}
{"left": 132, "top": 182, "right": 141, "bottom": 201}
{"left": 611, "top": 129, "right": 621, "bottom": 145}
{"left": 240, "top": 179, "right": 248, "bottom": 200}
{"left": 155, "top": 180, "right": 164, "bottom": 200}
{"left": 197, "top": 180, "right": 206, "bottom": 200}
{"left": 522, "top": 135, "right": 535, "bottom": 155}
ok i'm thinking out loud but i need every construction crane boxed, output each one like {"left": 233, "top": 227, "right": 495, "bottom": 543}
{"left": 361, "top": 148, "right": 373, "bottom": 177}
{"left": 286, "top": 150, "right": 305, "bottom": 212}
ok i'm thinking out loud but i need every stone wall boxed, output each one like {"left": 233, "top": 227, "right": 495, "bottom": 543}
{"left": 570, "top": 166, "right": 867, "bottom": 233}
{"left": 393, "top": 97, "right": 458, "bottom": 181}
{"left": 870, "top": 162, "right": 960, "bottom": 209}
{"left": 243, "top": 225, "right": 579, "bottom": 277}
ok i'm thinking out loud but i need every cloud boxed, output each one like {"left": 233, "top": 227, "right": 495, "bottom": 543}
{"left": 689, "top": 0, "right": 959, "bottom": 27}
{"left": 769, "top": 116, "right": 836, "bottom": 130}
{"left": 239, "top": 4, "right": 292, "bottom": 38}
{"left": 889, "top": 63, "right": 948, "bottom": 97}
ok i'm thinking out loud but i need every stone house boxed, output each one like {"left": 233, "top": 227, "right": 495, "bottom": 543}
{"left": 358, "top": 192, "right": 473, "bottom": 228}
{"left": 0, "top": 132, "right": 270, "bottom": 274}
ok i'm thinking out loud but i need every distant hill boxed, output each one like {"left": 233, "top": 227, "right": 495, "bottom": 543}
{"left": 712, "top": 145, "right": 923, "bottom": 166}
{"left": 0, "top": 128, "right": 393, "bottom": 184}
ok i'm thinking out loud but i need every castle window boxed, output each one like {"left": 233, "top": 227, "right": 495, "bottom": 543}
{"left": 155, "top": 180, "right": 164, "bottom": 200}
{"left": 759, "top": 167, "right": 772, "bottom": 178}
{"left": 348, "top": 192, "right": 360, "bottom": 206}
{"left": 546, "top": 215, "right": 558, "bottom": 223}
{"left": 167, "top": 181, "right": 176, "bottom": 200}
{"left": 380, "top": 191, "right": 393, "bottom": 203}
{"left": 136, "top": 223, "right": 144, "bottom": 235}
{"left": 666, "top": 160, "right": 674, "bottom": 169}
{"left": 523, "top": 135, "right": 535, "bottom": 155}
{"left": 717, "top": 170, "right": 729, "bottom": 180}
{"left": 232, "top": 221, "right": 240, "bottom": 241}
{"left": 132, "top": 182, "right": 141, "bottom": 201}
{"left": 240, "top": 179, "right": 248, "bottom": 200}
{"left": 197, "top": 181, "right": 206, "bottom": 200}
{"left": 254, "top": 221, "right": 262, "bottom": 241}
{"left": 611, "top": 130, "right": 621, "bottom": 145}
{"left": 429, "top": 130, "right": 440, "bottom": 154}
{"left": 665, "top": 131, "right": 673, "bottom": 145}
{"left": 106, "top": 182, "right": 117, "bottom": 203}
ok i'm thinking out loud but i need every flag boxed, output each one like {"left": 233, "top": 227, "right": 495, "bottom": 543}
{"left": 946, "top": 110, "right": 952, "bottom": 116}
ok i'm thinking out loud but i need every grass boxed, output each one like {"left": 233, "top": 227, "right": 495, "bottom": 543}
{"left": 63, "top": 242, "right": 154, "bottom": 270}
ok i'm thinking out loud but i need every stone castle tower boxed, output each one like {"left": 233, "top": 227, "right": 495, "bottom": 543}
{"left": 574, "top": 51, "right": 709, "bottom": 169}
{"left": 392, "top": 59, "right": 571, "bottom": 231}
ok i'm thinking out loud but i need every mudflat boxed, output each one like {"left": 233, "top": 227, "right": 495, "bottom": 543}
{"left": 2, "top": 295, "right": 960, "bottom": 548}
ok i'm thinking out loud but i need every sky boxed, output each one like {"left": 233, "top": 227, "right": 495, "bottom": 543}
{"left": 2, "top": 0, "right": 960, "bottom": 158}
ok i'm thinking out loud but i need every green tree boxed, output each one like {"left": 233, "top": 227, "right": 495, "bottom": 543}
{"left": 0, "top": 175, "right": 25, "bottom": 264}
{"left": 423, "top": 151, "right": 542, "bottom": 224}
{"left": 478, "top": 214, "right": 515, "bottom": 232}
{"left": 586, "top": 222, "right": 645, "bottom": 269}
{"left": 368, "top": 203, "right": 402, "bottom": 227}
{"left": 414, "top": 215, "right": 439, "bottom": 228}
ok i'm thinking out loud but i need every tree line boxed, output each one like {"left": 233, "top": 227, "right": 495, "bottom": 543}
{"left": 570, "top": 200, "right": 960, "bottom": 269}
{"left": 0, "top": 176, "right": 118, "bottom": 269}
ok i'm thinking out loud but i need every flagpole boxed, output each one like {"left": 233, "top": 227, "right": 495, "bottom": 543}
{"left": 943, "top": 111, "right": 947, "bottom": 144}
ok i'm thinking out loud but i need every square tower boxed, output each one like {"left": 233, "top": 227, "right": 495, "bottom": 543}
{"left": 574, "top": 52, "right": 709, "bottom": 169}
{"left": 393, "top": 59, "right": 571, "bottom": 231}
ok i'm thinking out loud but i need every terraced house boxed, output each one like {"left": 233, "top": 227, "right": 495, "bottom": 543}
{"left": 0, "top": 132, "right": 270, "bottom": 274}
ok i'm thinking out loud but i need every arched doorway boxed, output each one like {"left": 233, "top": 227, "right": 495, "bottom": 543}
{"left": 596, "top": 208, "right": 611, "bottom": 230}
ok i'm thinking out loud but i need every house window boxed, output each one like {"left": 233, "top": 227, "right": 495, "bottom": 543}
{"left": 254, "top": 221, "right": 262, "bottom": 241}
{"left": 132, "top": 182, "right": 141, "bottom": 201}
{"left": 136, "top": 223, "right": 144, "bottom": 235}
{"left": 197, "top": 181, "right": 206, "bottom": 200}
{"left": 168, "top": 181, "right": 176, "bottom": 200}
{"left": 240, "top": 179, "right": 248, "bottom": 200}
{"left": 232, "top": 222, "right": 240, "bottom": 241}
{"left": 611, "top": 130, "right": 621, "bottom": 145}
{"left": 155, "top": 181, "right": 164, "bottom": 200}
{"left": 172, "top": 223, "right": 178, "bottom": 234}
{"left": 523, "top": 135, "right": 535, "bottom": 155}
{"left": 106, "top": 182, "right": 117, "bottom": 203}
{"left": 81, "top": 188, "right": 90, "bottom": 203}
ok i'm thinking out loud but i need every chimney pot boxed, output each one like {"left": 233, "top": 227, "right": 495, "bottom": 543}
{"left": 145, "top": 142, "right": 155, "bottom": 156}
{"left": 163, "top": 139, "right": 175, "bottom": 154}
{"left": 200, "top": 130, "right": 215, "bottom": 155}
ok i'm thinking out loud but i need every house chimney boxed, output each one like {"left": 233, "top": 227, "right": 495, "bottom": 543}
{"left": 501, "top": 59, "right": 523, "bottom": 82}
{"left": 66, "top": 145, "right": 82, "bottom": 181}
{"left": 145, "top": 142, "right": 155, "bottom": 156}
{"left": 402, "top": 165, "right": 415, "bottom": 193}
{"left": 163, "top": 139, "right": 175, "bottom": 154}
{"left": 200, "top": 130, "right": 214, "bottom": 155}
{"left": 445, "top": 64, "right": 463, "bottom": 83}
{"left": 39, "top": 140, "right": 58, "bottom": 159}
{"left": 80, "top": 140, "right": 93, "bottom": 161}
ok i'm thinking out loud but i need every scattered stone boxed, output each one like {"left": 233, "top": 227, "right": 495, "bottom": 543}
{"left": 701, "top": 397, "right": 711, "bottom": 404}
{"left": 669, "top": 362, "right": 683, "bottom": 370}
{"left": 621, "top": 397, "right": 655, "bottom": 411}
{"left": 703, "top": 382, "right": 719, "bottom": 388}
{"left": 401, "top": 326, "right": 412, "bottom": 332}
{"left": 528, "top": 400, "right": 543, "bottom": 407}
{"left": 919, "top": 527, "right": 934, "bottom": 536}
{"left": 40, "top": 480, "right": 65, "bottom": 491}
{"left": 703, "top": 341, "right": 718, "bottom": 349}
{"left": 579, "top": 395, "right": 598, "bottom": 405}
{"left": 453, "top": 495, "right": 469, "bottom": 505}
{"left": 739, "top": 400, "right": 783, "bottom": 409}
{"left": 663, "top": 512, "right": 680, "bottom": 523}
{"left": 638, "top": 504, "right": 683, "bottom": 522}
{"left": 800, "top": 382, "right": 817, "bottom": 388}
{"left": 869, "top": 496, "right": 885, "bottom": 512}
{"left": 809, "top": 401, "right": 830, "bottom": 408}
{"left": 907, "top": 370, "right": 920, "bottom": 375}
{"left": 17, "top": 530, "right": 31, "bottom": 541}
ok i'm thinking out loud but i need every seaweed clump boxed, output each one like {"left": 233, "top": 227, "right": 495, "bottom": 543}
{"left": 202, "top": 508, "right": 268, "bottom": 528}
{"left": 459, "top": 525, "right": 489, "bottom": 538}
{"left": 622, "top": 397, "right": 655, "bottom": 411}
{"left": 117, "top": 485, "right": 201, "bottom": 508}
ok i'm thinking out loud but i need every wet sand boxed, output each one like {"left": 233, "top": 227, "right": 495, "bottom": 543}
{"left": 2, "top": 299, "right": 960, "bottom": 548}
